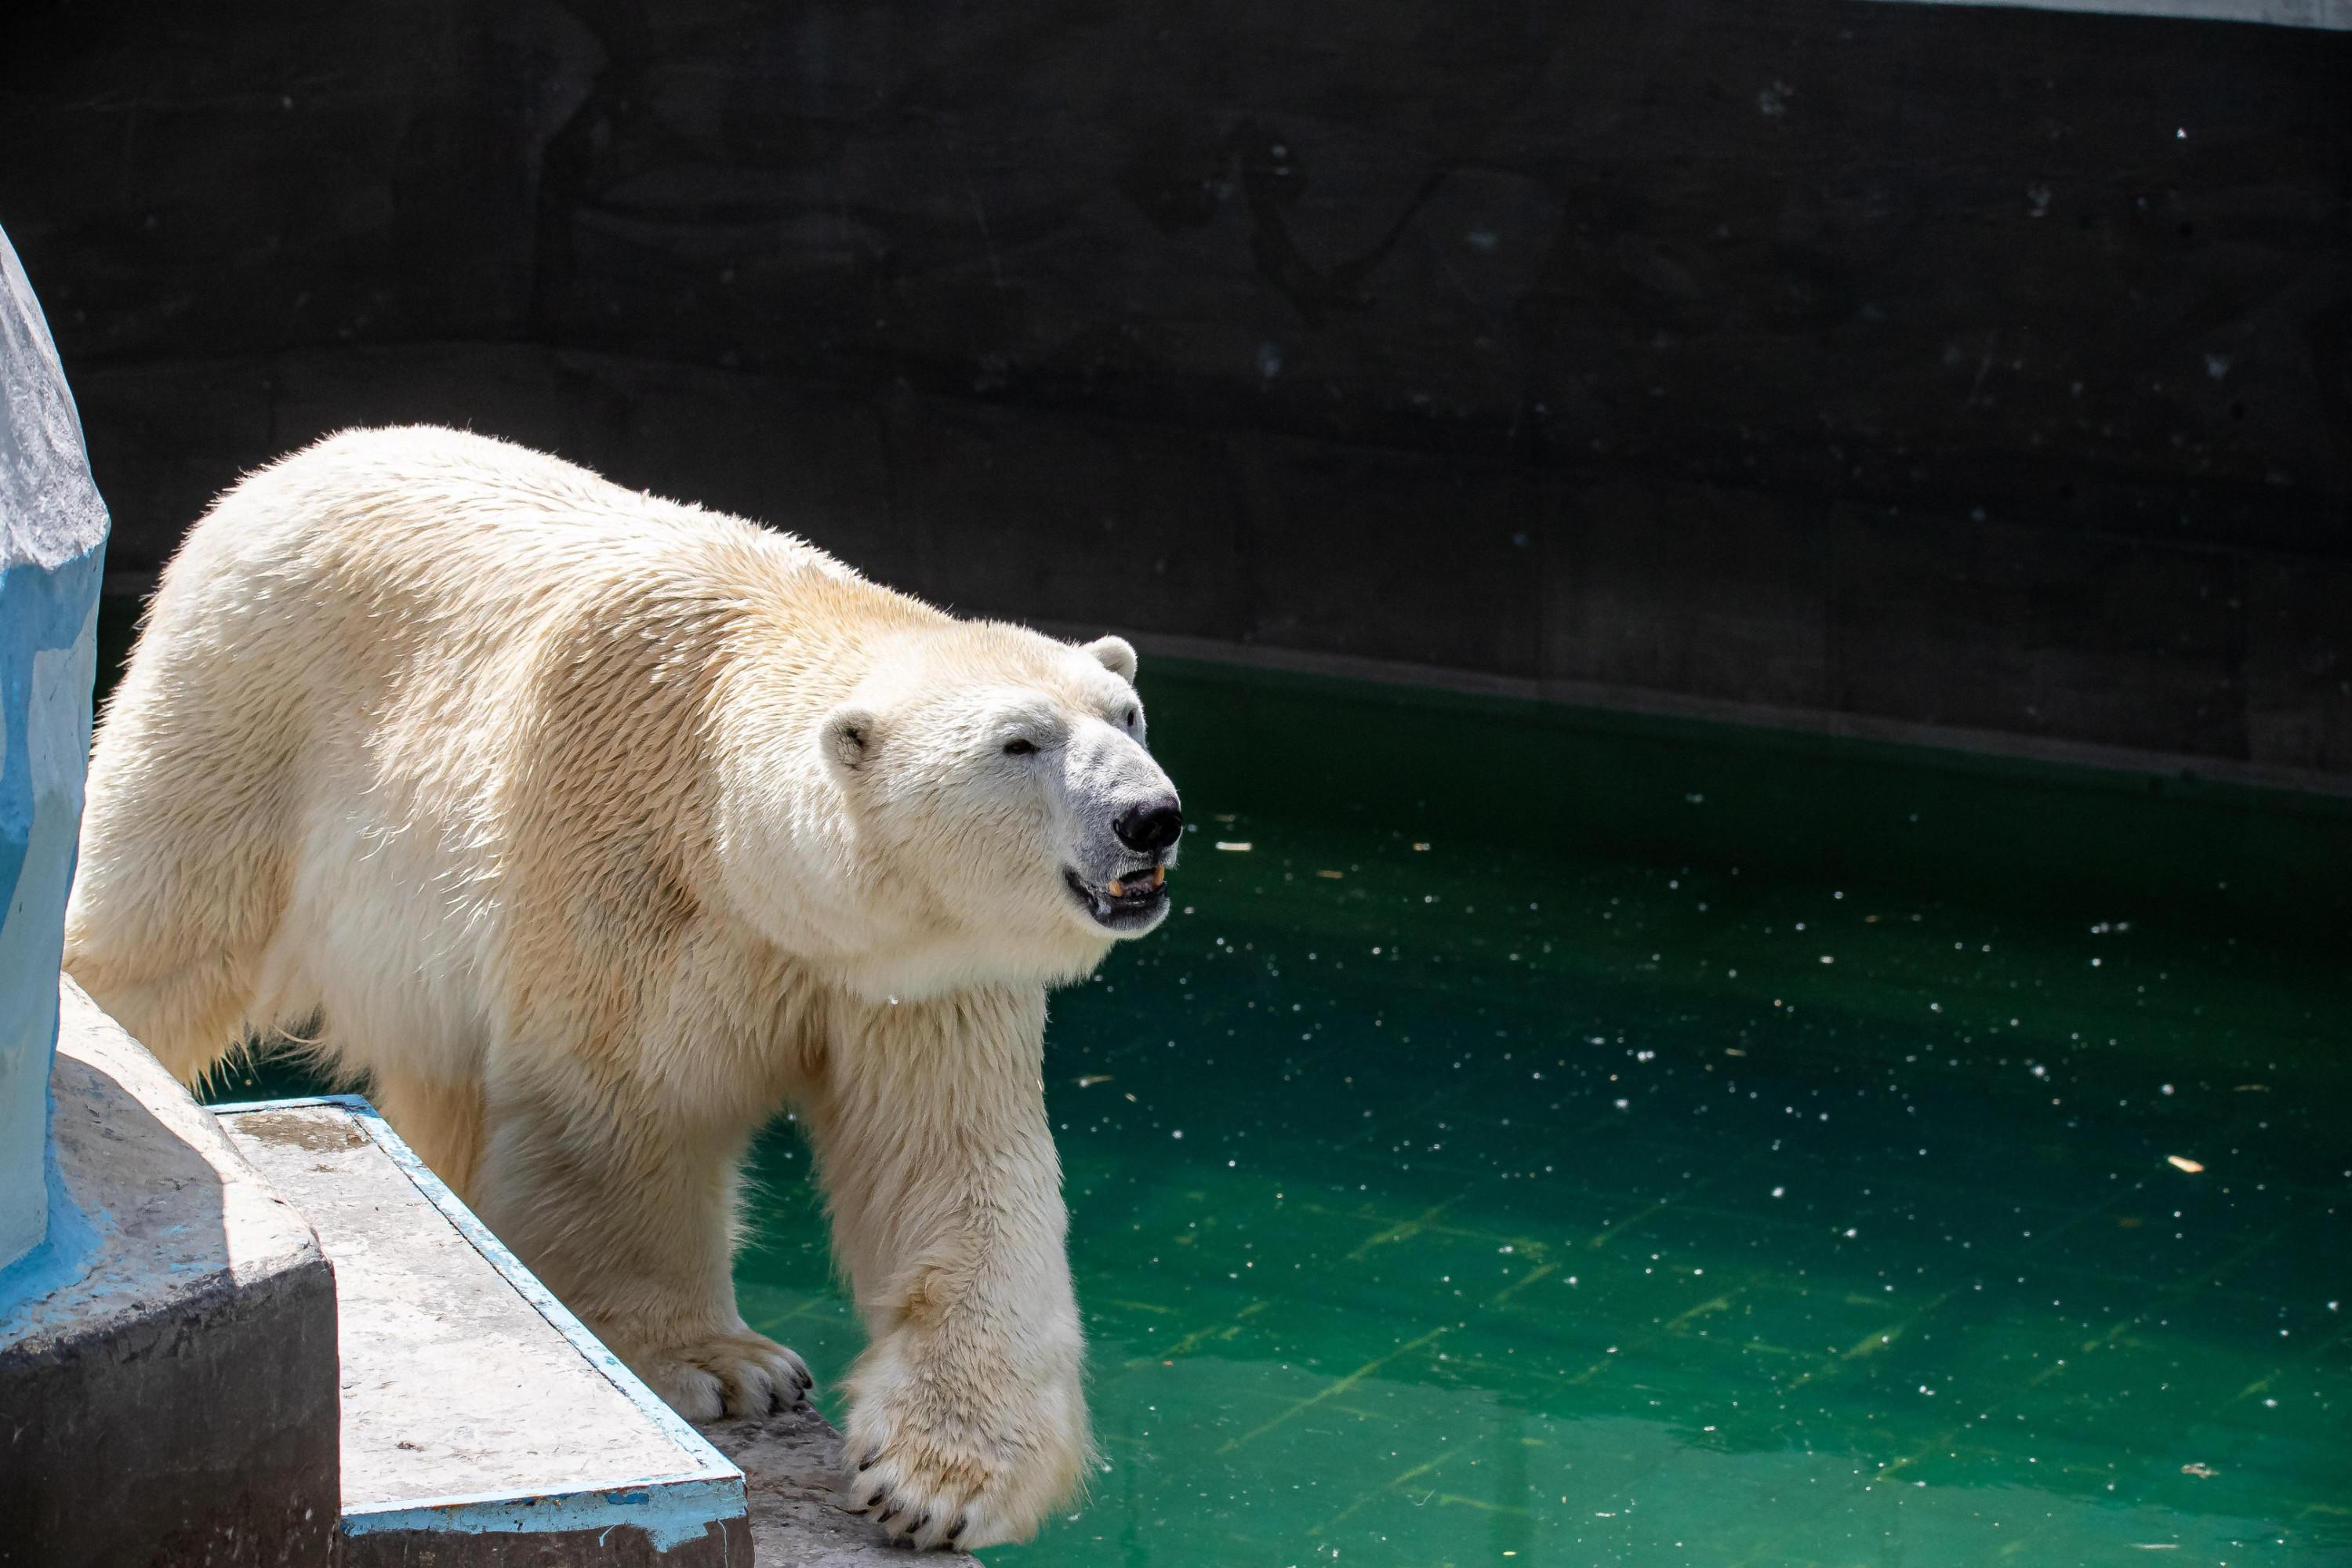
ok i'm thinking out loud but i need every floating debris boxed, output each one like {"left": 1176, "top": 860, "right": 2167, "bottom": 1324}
{"left": 1214, "top": 840, "right": 1253, "bottom": 852}
{"left": 2166, "top": 1155, "right": 2205, "bottom": 1174}
{"left": 1074, "top": 1075, "right": 1114, "bottom": 1088}
{"left": 1315, "top": 869, "right": 1345, "bottom": 880}
{"left": 2181, "top": 1462, "right": 2217, "bottom": 1479}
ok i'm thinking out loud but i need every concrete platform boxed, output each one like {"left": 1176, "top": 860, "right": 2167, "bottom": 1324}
{"left": 700, "top": 1406, "right": 980, "bottom": 1568}
{"left": 216, "top": 1096, "right": 751, "bottom": 1566}
{"left": 0, "top": 980, "right": 339, "bottom": 1568}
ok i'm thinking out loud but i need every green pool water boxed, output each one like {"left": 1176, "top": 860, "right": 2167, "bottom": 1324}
{"left": 737, "top": 664, "right": 2350, "bottom": 1567}
{"left": 136, "top": 586, "right": 2347, "bottom": 1566}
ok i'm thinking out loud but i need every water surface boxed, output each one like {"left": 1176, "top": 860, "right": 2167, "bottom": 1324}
{"left": 740, "top": 662, "right": 2350, "bottom": 1566}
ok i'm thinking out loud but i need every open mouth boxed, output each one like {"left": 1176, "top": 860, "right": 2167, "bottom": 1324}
{"left": 1064, "top": 864, "right": 1171, "bottom": 930}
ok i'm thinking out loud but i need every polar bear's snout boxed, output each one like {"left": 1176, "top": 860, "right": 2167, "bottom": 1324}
{"left": 1062, "top": 791, "right": 1181, "bottom": 931}
{"left": 1114, "top": 799, "right": 1184, "bottom": 856}
{"left": 1055, "top": 724, "right": 1181, "bottom": 935}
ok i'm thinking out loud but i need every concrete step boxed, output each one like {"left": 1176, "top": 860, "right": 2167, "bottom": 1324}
{"left": 2, "top": 981, "right": 339, "bottom": 1568}
{"left": 216, "top": 1096, "right": 752, "bottom": 1567}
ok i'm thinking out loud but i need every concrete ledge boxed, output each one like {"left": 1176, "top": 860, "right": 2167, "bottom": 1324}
{"left": 699, "top": 1406, "right": 980, "bottom": 1568}
{"left": 216, "top": 1097, "right": 752, "bottom": 1568}
{"left": 0, "top": 978, "right": 339, "bottom": 1568}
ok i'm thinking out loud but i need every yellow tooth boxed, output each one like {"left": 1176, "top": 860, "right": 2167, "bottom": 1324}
{"left": 1109, "top": 878, "right": 1125, "bottom": 898}
{"left": 1153, "top": 866, "right": 1166, "bottom": 887}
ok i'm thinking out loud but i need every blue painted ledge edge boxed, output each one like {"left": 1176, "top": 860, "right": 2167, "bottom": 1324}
{"left": 212, "top": 1093, "right": 748, "bottom": 1551}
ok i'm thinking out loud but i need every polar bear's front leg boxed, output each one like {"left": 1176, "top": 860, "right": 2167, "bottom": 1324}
{"left": 468, "top": 1069, "right": 811, "bottom": 1422}
{"left": 808, "top": 988, "right": 1091, "bottom": 1552}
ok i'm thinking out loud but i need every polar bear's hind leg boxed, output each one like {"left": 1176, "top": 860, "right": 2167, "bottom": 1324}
{"left": 64, "top": 638, "right": 306, "bottom": 1087}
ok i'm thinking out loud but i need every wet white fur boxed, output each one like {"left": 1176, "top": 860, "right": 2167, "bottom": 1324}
{"left": 64, "top": 425, "right": 1181, "bottom": 1550}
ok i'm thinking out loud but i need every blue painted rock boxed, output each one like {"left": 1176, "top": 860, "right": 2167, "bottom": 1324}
{"left": 0, "top": 223, "right": 109, "bottom": 1281}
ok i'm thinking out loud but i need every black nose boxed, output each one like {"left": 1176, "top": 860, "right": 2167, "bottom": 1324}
{"left": 1115, "top": 800, "right": 1183, "bottom": 856}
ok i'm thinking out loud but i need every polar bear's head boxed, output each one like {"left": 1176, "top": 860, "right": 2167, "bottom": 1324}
{"left": 808, "top": 624, "right": 1182, "bottom": 991}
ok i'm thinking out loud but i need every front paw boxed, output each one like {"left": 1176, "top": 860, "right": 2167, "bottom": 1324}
{"left": 632, "top": 1328, "right": 812, "bottom": 1422}
{"left": 839, "top": 1330, "right": 1089, "bottom": 1550}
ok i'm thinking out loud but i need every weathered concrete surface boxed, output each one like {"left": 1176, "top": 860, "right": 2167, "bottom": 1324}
{"left": 701, "top": 1406, "right": 981, "bottom": 1568}
{"left": 218, "top": 1098, "right": 751, "bottom": 1568}
{"left": 0, "top": 979, "right": 339, "bottom": 1568}
{"left": 2, "top": 0, "right": 2347, "bottom": 776}
{"left": 343, "top": 1529, "right": 746, "bottom": 1568}
{"left": 0, "top": 220, "right": 107, "bottom": 1281}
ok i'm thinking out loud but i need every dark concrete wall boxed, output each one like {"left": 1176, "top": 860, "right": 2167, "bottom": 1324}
{"left": 2, "top": 0, "right": 2345, "bottom": 773}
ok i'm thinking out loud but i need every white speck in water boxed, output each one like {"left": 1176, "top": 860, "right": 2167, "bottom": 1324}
{"left": 1771, "top": 1186, "right": 1785, "bottom": 1199}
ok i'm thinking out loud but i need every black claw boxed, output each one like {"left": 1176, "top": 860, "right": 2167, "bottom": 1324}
{"left": 857, "top": 1450, "right": 880, "bottom": 1472}
{"left": 910, "top": 1511, "right": 930, "bottom": 1537}
{"left": 877, "top": 1503, "right": 902, "bottom": 1526}
{"left": 945, "top": 1513, "right": 967, "bottom": 1544}
{"left": 865, "top": 1488, "right": 887, "bottom": 1510}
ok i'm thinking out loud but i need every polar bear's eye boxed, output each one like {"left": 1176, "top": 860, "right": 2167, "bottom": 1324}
{"left": 1121, "top": 706, "right": 1138, "bottom": 728}
{"left": 1003, "top": 738, "right": 1037, "bottom": 756}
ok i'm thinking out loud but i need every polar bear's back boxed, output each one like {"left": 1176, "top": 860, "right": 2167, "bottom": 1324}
{"left": 78, "top": 425, "right": 895, "bottom": 1081}
{"left": 163, "top": 425, "right": 845, "bottom": 651}
{"left": 128, "top": 425, "right": 888, "bottom": 772}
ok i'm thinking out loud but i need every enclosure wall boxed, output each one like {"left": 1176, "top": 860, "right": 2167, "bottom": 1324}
{"left": 2, "top": 0, "right": 2345, "bottom": 777}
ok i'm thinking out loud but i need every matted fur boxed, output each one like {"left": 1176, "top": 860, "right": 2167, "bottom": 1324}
{"left": 65, "top": 426, "right": 1181, "bottom": 1550}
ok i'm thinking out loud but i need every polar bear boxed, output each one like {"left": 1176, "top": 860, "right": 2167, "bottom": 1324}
{"left": 64, "top": 425, "right": 1183, "bottom": 1551}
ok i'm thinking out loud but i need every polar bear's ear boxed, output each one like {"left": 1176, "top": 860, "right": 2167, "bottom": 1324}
{"left": 822, "top": 705, "right": 880, "bottom": 778}
{"left": 1082, "top": 635, "right": 1138, "bottom": 684}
